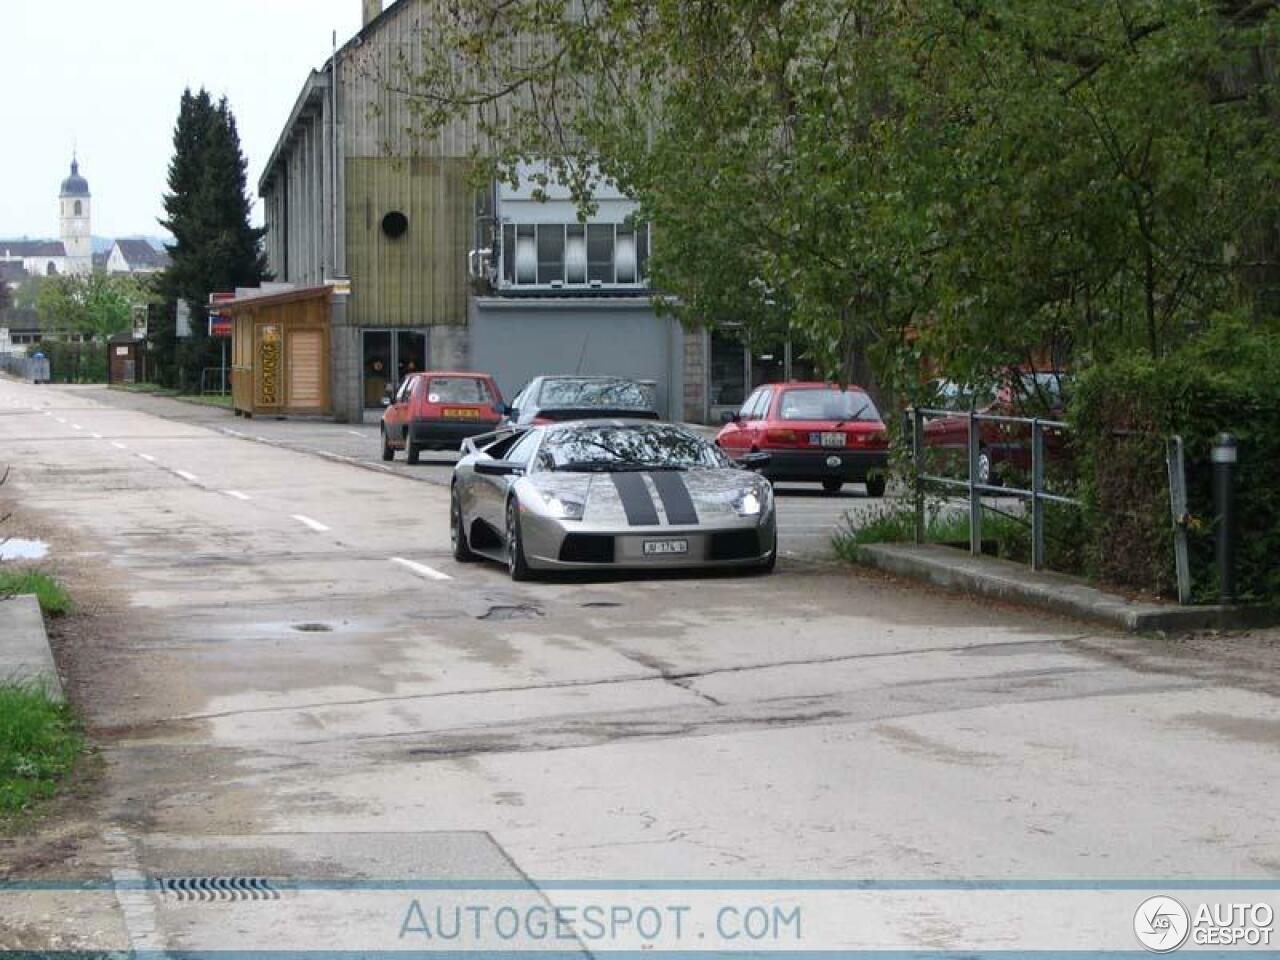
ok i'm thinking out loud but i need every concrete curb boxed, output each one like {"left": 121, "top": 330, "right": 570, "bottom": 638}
{"left": 855, "top": 543, "right": 1280, "bottom": 634}
{"left": 0, "top": 594, "right": 64, "bottom": 700}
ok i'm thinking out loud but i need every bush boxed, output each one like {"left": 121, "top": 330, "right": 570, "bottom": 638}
{"left": 43, "top": 340, "right": 107, "bottom": 384}
{"left": 1073, "top": 320, "right": 1280, "bottom": 602}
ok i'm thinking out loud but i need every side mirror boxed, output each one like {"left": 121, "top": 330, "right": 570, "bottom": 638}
{"left": 380, "top": 396, "right": 392, "bottom": 408}
{"left": 505, "top": 406, "right": 519, "bottom": 420}
{"left": 737, "top": 451, "right": 771, "bottom": 471}
{"left": 475, "top": 459, "right": 524, "bottom": 477}
{"left": 727, "top": 412, "right": 742, "bottom": 424}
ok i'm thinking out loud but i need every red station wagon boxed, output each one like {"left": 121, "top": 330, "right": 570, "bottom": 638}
{"left": 381, "top": 371, "right": 505, "bottom": 463}
{"left": 716, "top": 382, "right": 889, "bottom": 496}
{"left": 922, "top": 372, "right": 1067, "bottom": 485}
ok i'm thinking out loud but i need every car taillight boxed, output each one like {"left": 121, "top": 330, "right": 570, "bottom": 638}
{"left": 765, "top": 429, "right": 798, "bottom": 446}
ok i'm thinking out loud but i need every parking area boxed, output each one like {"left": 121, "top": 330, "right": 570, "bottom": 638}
{"left": 71, "top": 386, "right": 885, "bottom": 560}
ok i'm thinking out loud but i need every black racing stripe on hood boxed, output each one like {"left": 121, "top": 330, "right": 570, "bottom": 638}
{"left": 610, "top": 473, "right": 660, "bottom": 526}
{"left": 649, "top": 471, "right": 699, "bottom": 525}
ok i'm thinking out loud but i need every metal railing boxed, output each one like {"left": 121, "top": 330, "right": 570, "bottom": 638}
{"left": 908, "top": 408, "right": 1080, "bottom": 571}
{"left": 0, "top": 353, "right": 50, "bottom": 383}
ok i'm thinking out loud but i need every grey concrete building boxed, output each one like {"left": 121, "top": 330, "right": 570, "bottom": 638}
{"left": 258, "top": 0, "right": 821, "bottom": 424}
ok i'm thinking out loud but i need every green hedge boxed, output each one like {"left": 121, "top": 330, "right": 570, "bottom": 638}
{"left": 43, "top": 341, "right": 107, "bottom": 384}
{"left": 1073, "top": 321, "right": 1280, "bottom": 603}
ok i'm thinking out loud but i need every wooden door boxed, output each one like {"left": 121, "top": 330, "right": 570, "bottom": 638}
{"left": 287, "top": 328, "right": 325, "bottom": 410}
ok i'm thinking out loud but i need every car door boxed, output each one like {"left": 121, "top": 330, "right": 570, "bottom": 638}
{"left": 717, "top": 389, "right": 761, "bottom": 454}
{"left": 740, "top": 387, "right": 774, "bottom": 450}
{"left": 393, "top": 376, "right": 417, "bottom": 444}
{"left": 473, "top": 429, "right": 542, "bottom": 533}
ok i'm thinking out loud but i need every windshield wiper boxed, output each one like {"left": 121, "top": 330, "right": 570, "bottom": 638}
{"left": 555, "top": 461, "right": 689, "bottom": 473}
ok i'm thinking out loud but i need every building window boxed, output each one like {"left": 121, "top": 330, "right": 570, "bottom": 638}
{"left": 74, "top": 200, "right": 82, "bottom": 217}
{"left": 498, "top": 222, "right": 650, "bottom": 289}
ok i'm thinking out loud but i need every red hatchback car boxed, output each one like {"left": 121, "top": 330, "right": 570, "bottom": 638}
{"left": 381, "top": 371, "right": 504, "bottom": 463}
{"left": 716, "top": 382, "right": 889, "bottom": 496}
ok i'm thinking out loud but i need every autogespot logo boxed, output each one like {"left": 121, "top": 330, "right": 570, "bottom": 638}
{"left": 1135, "top": 896, "right": 1191, "bottom": 953}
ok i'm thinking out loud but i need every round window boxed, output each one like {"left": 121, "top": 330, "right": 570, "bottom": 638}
{"left": 381, "top": 211, "right": 409, "bottom": 240}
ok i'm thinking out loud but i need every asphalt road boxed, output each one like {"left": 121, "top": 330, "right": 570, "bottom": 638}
{"left": 66, "top": 385, "right": 887, "bottom": 560}
{"left": 2, "top": 380, "right": 1278, "bottom": 952}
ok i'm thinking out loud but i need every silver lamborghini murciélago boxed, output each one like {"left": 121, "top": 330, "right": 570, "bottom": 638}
{"left": 450, "top": 420, "right": 777, "bottom": 580}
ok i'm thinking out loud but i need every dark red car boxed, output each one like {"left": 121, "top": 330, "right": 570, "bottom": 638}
{"left": 922, "top": 372, "right": 1067, "bottom": 484}
{"left": 381, "top": 371, "right": 505, "bottom": 463}
{"left": 715, "top": 382, "right": 889, "bottom": 496}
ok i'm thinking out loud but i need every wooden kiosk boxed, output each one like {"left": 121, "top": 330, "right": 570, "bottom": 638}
{"left": 224, "top": 285, "right": 334, "bottom": 418}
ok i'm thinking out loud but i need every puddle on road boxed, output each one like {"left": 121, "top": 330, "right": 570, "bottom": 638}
{"left": 0, "top": 539, "right": 50, "bottom": 561}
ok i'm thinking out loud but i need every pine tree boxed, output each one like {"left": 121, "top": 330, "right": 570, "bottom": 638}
{"left": 156, "top": 88, "right": 266, "bottom": 388}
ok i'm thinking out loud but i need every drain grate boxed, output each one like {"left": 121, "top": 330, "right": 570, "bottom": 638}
{"left": 160, "top": 877, "right": 280, "bottom": 902}
{"left": 292, "top": 623, "right": 334, "bottom": 633}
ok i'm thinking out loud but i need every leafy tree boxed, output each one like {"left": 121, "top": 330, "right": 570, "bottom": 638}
{"left": 34, "top": 273, "right": 157, "bottom": 339}
{"left": 157, "top": 89, "right": 266, "bottom": 388}
{"left": 395, "top": 0, "right": 1279, "bottom": 399}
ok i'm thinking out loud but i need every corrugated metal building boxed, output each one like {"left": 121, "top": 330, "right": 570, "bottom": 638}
{"left": 259, "top": 0, "right": 699, "bottom": 423}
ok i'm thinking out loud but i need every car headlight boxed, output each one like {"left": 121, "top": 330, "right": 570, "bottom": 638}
{"left": 734, "top": 486, "right": 771, "bottom": 518}
{"left": 541, "top": 492, "right": 586, "bottom": 520}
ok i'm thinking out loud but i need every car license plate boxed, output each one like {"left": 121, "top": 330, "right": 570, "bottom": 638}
{"left": 644, "top": 539, "right": 689, "bottom": 556}
{"left": 442, "top": 407, "right": 481, "bottom": 419}
{"left": 820, "top": 432, "right": 847, "bottom": 448}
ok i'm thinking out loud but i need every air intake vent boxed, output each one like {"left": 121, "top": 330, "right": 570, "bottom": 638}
{"left": 560, "top": 534, "right": 615, "bottom": 564}
{"left": 710, "top": 530, "right": 761, "bottom": 561}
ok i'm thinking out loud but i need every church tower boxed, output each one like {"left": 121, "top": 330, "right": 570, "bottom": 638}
{"left": 59, "top": 155, "right": 93, "bottom": 275}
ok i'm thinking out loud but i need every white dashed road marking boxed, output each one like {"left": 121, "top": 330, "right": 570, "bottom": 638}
{"left": 72, "top": 424, "right": 83, "bottom": 430}
{"left": 112, "top": 442, "right": 127, "bottom": 450}
{"left": 92, "top": 432, "right": 103, "bottom": 439}
{"left": 175, "top": 470, "right": 199, "bottom": 482}
{"left": 391, "top": 557, "right": 453, "bottom": 582}
{"left": 224, "top": 491, "right": 252, "bottom": 501}
{"left": 292, "top": 515, "right": 331, "bottom": 533}
{"left": 138, "top": 454, "right": 156, "bottom": 463}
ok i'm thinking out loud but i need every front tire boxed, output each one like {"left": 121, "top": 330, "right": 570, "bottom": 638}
{"left": 506, "top": 498, "right": 533, "bottom": 582}
{"left": 451, "top": 487, "right": 479, "bottom": 562}
{"left": 822, "top": 478, "right": 844, "bottom": 495}
{"left": 865, "top": 475, "right": 887, "bottom": 498}
{"left": 381, "top": 428, "right": 394, "bottom": 462}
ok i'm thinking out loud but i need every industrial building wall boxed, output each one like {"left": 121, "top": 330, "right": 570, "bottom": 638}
{"left": 470, "top": 300, "right": 685, "bottom": 420}
{"left": 343, "top": 156, "right": 471, "bottom": 330}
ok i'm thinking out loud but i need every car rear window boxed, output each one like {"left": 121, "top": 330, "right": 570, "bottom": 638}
{"left": 537, "top": 379, "right": 653, "bottom": 410}
{"left": 778, "top": 389, "right": 880, "bottom": 422}
{"left": 427, "top": 378, "right": 493, "bottom": 404}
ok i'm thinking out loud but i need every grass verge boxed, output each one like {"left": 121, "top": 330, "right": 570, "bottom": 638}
{"left": 833, "top": 502, "right": 1029, "bottom": 561}
{"left": 0, "top": 681, "right": 82, "bottom": 817}
{"left": 111, "top": 383, "right": 233, "bottom": 409}
{"left": 0, "top": 570, "right": 72, "bottom": 617}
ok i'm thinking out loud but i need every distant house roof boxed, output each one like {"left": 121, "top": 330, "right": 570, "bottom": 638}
{"left": 113, "top": 238, "right": 170, "bottom": 271}
{"left": 1, "top": 240, "right": 66, "bottom": 258}
{"left": 93, "top": 251, "right": 110, "bottom": 271}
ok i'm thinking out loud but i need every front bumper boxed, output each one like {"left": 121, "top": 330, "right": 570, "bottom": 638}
{"left": 761, "top": 448, "right": 888, "bottom": 483}
{"left": 521, "top": 511, "right": 778, "bottom": 571}
{"left": 410, "top": 417, "right": 500, "bottom": 449}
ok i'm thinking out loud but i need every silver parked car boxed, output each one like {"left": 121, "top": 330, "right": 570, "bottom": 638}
{"left": 450, "top": 420, "right": 777, "bottom": 580}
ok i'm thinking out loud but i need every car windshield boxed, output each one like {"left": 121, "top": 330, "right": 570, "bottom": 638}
{"left": 778, "top": 388, "right": 880, "bottom": 422}
{"left": 429, "top": 378, "right": 493, "bottom": 404}
{"left": 537, "top": 378, "right": 653, "bottom": 411}
{"left": 541, "top": 424, "right": 732, "bottom": 472}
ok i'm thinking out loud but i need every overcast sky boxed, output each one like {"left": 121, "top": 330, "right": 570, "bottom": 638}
{"left": 1, "top": 0, "right": 365, "bottom": 240}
